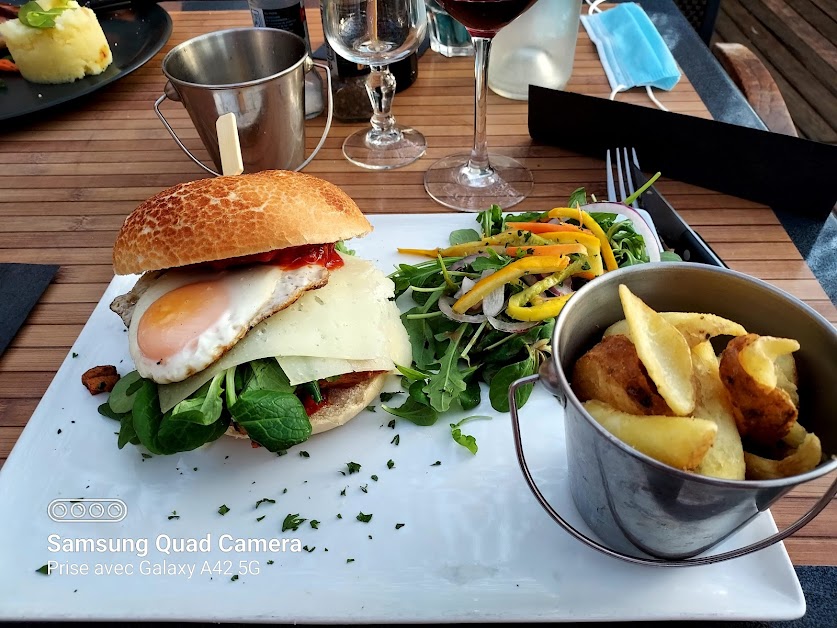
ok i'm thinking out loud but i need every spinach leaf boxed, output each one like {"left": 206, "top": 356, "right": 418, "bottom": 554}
{"left": 488, "top": 354, "right": 536, "bottom": 412}
{"left": 506, "top": 210, "right": 548, "bottom": 224}
{"left": 470, "top": 251, "right": 511, "bottom": 272}
{"left": 171, "top": 373, "right": 224, "bottom": 425}
{"left": 117, "top": 412, "right": 139, "bottom": 449}
{"left": 244, "top": 359, "right": 294, "bottom": 394}
{"left": 335, "top": 240, "right": 356, "bottom": 256}
{"left": 156, "top": 411, "right": 228, "bottom": 453}
{"left": 382, "top": 396, "right": 438, "bottom": 426}
{"left": 477, "top": 204, "right": 506, "bottom": 237}
{"left": 449, "top": 228, "right": 481, "bottom": 246}
{"left": 98, "top": 402, "right": 127, "bottom": 422}
{"left": 423, "top": 324, "right": 468, "bottom": 413}
{"left": 458, "top": 377, "right": 481, "bottom": 411}
{"left": 131, "top": 381, "right": 165, "bottom": 455}
{"left": 230, "top": 391, "right": 312, "bottom": 452}
{"left": 108, "top": 371, "right": 143, "bottom": 414}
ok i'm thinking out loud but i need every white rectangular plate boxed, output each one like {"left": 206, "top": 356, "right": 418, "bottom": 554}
{"left": 0, "top": 213, "right": 804, "bottom": 622}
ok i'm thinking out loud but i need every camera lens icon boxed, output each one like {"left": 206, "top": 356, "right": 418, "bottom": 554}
{"left": 48, "top": 499, "right": 127, "bottom": 523}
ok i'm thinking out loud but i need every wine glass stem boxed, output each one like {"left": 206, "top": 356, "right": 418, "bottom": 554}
{"left": 366, "top": 64, "right": 400, "bottom": 143}
{"left": 469, "top": 36, "right": 492, "bottom": 174}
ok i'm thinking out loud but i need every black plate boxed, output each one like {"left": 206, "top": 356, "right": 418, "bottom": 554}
{"left": 0, "top": 3, "right": 172, "bottom": 121}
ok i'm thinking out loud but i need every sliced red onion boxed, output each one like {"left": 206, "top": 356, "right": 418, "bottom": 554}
{"left": 487, "top": 315, "right": 537, "bottom": 333}
{"left": 454, "top": 277, "right": 476, "bottom": 299}
{"left": 482, "top": 285, "right": 504, "bottom": 317}
{"left": 582, "top": 202, "right": 661, "bottom": 262}
{"left": 438, "top": 296, "right": 486, "bottom": 324}
{"left": 547, "top": 277, "right": 574, "bottom": 297}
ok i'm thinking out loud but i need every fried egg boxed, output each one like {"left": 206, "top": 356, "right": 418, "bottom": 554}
{"left": 127, "top": 264, "right": 329, "bottom": 384}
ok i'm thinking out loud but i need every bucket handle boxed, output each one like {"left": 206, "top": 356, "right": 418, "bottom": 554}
{"left": 153, "top": 59, "right": 333, "bottom": 176}
{"left": 509, "top": 370, "right": 837, "bottom": 568}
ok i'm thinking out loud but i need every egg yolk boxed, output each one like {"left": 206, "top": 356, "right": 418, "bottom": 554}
{"left": 137, "top": 281, "right": 230, "bottom": 362}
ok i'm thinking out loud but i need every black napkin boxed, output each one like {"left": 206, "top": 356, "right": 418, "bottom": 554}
{"left": 527, "top": 86, "right": 837, "bottom": 221}
{"left": 0, "top": 263, "right": 59, "bottom": 357}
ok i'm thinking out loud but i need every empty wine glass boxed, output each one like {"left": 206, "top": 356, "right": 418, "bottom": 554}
{"left": 424, "top": 0, "right": 537, "bottom": 211}
{"left": 323, "top": 0, "right": 427, "bottom": 169}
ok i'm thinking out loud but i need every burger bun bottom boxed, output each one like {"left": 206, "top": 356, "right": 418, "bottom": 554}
{"left": 224, "top": 373, "right": 387, "bottom": 442}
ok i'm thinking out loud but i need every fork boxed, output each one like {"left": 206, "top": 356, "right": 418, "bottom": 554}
{"left": 605, "top": 147, "right": 664, "bottom": 251}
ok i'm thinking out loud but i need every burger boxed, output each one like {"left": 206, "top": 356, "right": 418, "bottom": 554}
{"left": 96, "top": 170, "right": 411, "bottom": 456}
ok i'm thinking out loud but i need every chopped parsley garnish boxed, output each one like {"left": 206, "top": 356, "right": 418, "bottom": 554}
{"left": 282, "top": 488, "right": 288, "bottom": 494}
{"left": 356, "top": 512, "right": 373, "bottom": 523}
{"left": 387, "top": 419, "right": 396, "bottom": 429}
{"left": 340, "top": 486, "right": 347, "bottom": 497}
{"left": 310, "top": 520, "right": 320, "bottom": 529}
{"left": 299, "top": 451, "right": 310, "bottom": 458}
{"left": 302, "top": 545, "right": 315, "bottom": 553}
{"left": 395, "top": 523, "right": 405, "bottom": 530}
{"left": 72, "top": 352, "right": 78, "bottom": 358}
{"left": 431, "top": 461, "right": 441, "bottom": 466}
{"left": 371, "top": 474, "right": 379, "bottom": 481}
{"left": 360, "top": 484, "right": 368, "bottom": 493}
{"left": 379, "top": 392, "right": 401, "bottom": 402}
{"left": 218, "top": 505, "right": 230, "bottom": 516}
{"left": 167, "top": 511, "right": 180, "bottom": 520}
{"left": 346, "top": 558, "right": 355, "bottom": 564}
{"left": 255, "top": 498, "right": 275, "bottom": 509}
{"left": 366, "top": 405, "right": 376, "bottom": 413}
{"left": 266, "top": 560, "right": 274, "bottom": 565}
{"left": 387, "top": 459, "right": 395, "bottom": 469}
{"left": 282, "top": 513, "right": 306, "bottom": 531}
{"left": 343, "top": 461, "right": 361, "bottom": 475}
{"left": 390, "top": 434, "right": 400, "bottom": 446}
{"left": 256, "top": 515, "right": 265, "bottom": 522}
{"left": 230, "top": 574, "right": 239, "bottom": 582}
{"left": 36, "top": 564, "right": 49, "bottom": 575}
{"left": 277, "top": 450, "right": 288, "bottom": 456}
{"left": 337, "top": 513, "right": 343, "bottom": 519}
{"left": 141, "top": 453, "right": 152, "bottom": 459}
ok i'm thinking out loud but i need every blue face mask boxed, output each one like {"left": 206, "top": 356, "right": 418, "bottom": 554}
{"left": 580, "top": 3, "right": 681, "bottom": 96}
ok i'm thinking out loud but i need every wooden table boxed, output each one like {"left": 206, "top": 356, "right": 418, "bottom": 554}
{"left": 0, "top": 5, "right": 835, "bottom": 566}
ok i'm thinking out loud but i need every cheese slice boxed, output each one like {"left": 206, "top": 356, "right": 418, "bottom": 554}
{"left": 158, "top": 256, "right": 410, "bottom": 412}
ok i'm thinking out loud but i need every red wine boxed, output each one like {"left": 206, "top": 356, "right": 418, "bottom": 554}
{"left": 434, "top": 0, "right": 537, "bottom": 37}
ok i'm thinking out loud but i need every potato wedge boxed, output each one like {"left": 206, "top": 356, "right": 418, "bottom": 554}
{"left": 719, "top": 334, "right": 799, "bottom": 446}
{"left": 572, "top": 335, "right": 673, "bottom": 416}
{"left": 618, "top": 285, "right": 695, "bottom": 416}
{"left": 604, "top": 312, "right": 747, "bottom": 347}
{"left": 739, "top": 335, "right": 800, "bottom": 390}
{"left": 782, "top": 421, "right": 808, "bottom": 449}
{"left": 583, "top": 400, "right": 717, "bottom": 471}
{"left": 745, "top": 433, "right": 823, "bottom": 480}
{"left": 691, "top": 342, "right": 746, "bottom": 480}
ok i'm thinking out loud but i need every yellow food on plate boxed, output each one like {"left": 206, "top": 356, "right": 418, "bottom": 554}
{"left": 718, "top": 334, "right": 800, "bottom": 446}
{"left": 618, "top": 285, "right": 695, "bottom": 416}
{"left": 604, "top": 311, "right": 747, "bottom": 348}
{"left": 691, "top": 341, "right": 745, "bottom": 480}
{"left": 582, "top": 400, "right": 717, "bottom": 471}
{"left": 744, "top": 431, "right": 823, "bottom": 480}
{"left": 0, "top": 0, "right": 113, "bottom": 84}
{"left": 572, "top": 283, "right": 822, "bottom": 481}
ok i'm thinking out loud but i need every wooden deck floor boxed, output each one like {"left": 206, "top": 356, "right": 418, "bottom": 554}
{"left": 711, "top": 0, "right": 837, "bottom": 143}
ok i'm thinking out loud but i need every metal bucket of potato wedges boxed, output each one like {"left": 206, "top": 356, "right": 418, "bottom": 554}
{"left": 508, "top": 263, "right": 837, "bottom": 566}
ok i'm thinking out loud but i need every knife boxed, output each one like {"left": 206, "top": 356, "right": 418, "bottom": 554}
{"left": 629, "top": 160, "right": 728, "bottom": 269}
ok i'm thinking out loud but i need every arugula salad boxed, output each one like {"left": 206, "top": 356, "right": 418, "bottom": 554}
{"left": 382, "top": 188, "right": 675, "bottom": 424}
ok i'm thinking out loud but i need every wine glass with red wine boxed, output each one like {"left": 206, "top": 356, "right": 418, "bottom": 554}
{"left": 423, "top": 0, "right": 537, "bottom": 211}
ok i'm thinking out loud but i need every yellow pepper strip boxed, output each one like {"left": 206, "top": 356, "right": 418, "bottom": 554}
{"left": 452, "top": 255, "right": 569, "bottom": 314}
{"left": 506, "top": 273, "right": 573, "bottom": 321}
{"left": 538, "top": 231, "right": 601, "bottom": 251}
{"left": 505, "top": 244, "right": 587, "bottom": 257}
{"left": 547, "top": 207, "right": 619, "bottom": 271}
{"left": 397, "top": 247, "right": 441, "bottom": 258}
{"left": 505, "top": 221, "right": 584, "bottom": 234}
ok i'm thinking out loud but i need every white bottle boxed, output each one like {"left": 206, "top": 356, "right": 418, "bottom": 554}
{"left": 488, "top": 0, "right": 583, "bottom": 100}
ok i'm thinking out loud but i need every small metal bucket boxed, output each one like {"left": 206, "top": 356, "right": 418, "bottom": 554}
{"left": 509, "top": 263, "right": 837, "bottom": 567}
{"left": 154, "top": 28, "right": 332, "bottom": 175}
